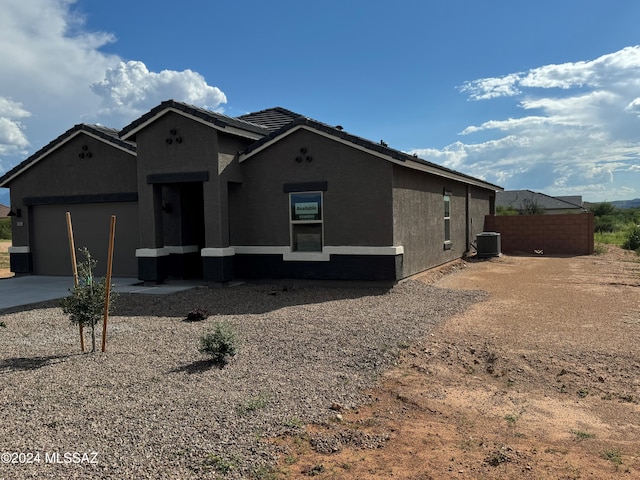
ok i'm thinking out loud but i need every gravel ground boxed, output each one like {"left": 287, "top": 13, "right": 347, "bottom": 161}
{"left": 0, "top": 279, "right": 485, "bottom": 479}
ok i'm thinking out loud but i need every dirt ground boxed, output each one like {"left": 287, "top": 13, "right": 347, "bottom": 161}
{"left": 274, "top": 246, "right": 640, "bottom": 479}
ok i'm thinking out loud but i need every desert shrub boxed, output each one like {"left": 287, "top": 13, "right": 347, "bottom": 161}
{"left": 623, "top": 225, "right": 640, "bottom": 251}
{"left": 496, "top": 206, "right": 519, "bottom": 216}
{"left": 60, "top": 248, "right": 117, "bottom": 352}
{"left": 593, "top": 242, "right": 608, "bottom": 255}
{"left": 520, "top": 198, "right": 544, "bottom": 215}
{"left": 0, "top": 217, "right": 11, "bottom": 239}
{"left": 199, "top": 321, "right": 238, "bottom": 365}
{"left": 186, "top": 308, "right": 210, "bottom": 322}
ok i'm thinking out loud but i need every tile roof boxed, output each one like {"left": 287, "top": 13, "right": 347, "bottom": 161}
{"left": 237, "top": 107, "right": 305, "bottom": 132}
{"left": 0, "top": 204, "right": 9, "bottom": 217}
{"left": 0, "top": 100, "right": 503, "bottom": 193}
{"left": 119, "top": 100, "right": 270, "bottom": 139}
{"left": 239, "top": 117, "right": 503, "bottom": 191}
{"left": 0, "top": 124, "right": 136, "bottom": 187}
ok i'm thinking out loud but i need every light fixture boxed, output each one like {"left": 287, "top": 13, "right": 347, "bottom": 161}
{"left": 8, "top": 207, "right": 21, "bottom": 218}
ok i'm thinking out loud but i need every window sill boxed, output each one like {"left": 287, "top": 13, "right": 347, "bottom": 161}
{"left": 283, "top": 251, "right": 331, "bottom": 262}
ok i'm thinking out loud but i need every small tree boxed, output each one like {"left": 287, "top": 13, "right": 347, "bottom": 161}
{"left": 521, "top": 198, "right": 544, "bottom": 215}
{"left": 60, "top": 248, "right": 117, "bottom": 352}
{"left": 623, "top": 225, "right": 640, "bottom": 251}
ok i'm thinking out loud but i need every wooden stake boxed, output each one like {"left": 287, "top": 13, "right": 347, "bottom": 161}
{"left": 65, "top": 212, "right": 84, "bottom": 353}
{"left": 102, "top": 215, "right": 116, "bottom": 353}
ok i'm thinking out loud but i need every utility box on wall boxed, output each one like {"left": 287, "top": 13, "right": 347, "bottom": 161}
{"left": 476, "top": 232, "right": 501, "bottom": 257}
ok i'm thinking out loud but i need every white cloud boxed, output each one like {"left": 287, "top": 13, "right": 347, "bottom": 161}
{"left": 520, "top": 46, "right": 640, "bottom": 90}
{"left": 0, "top": 98, "right": 31, "bottom": 157}
{"left": 420, "top": 46, "right": 640, "bottom": 201}
{"left": 461, "top": 46, "right": 640, "bottom": 99}
{"left": 90, "top": 61, "right": 227, "bottom": 126}
{"left": 459, "top": 73, "right": 522, "bottom": 100}
{"left": 0, "top": 0, "right": 118, "bottom": 107}
{"left": 0, "top": 0, "right": 228, "bottom": 175}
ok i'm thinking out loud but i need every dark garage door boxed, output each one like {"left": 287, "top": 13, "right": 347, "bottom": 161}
{"left": 31, "top": 202, "right": 139, "bottom": 277}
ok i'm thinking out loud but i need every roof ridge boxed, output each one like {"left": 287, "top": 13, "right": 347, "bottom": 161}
{"left": 236, "top": 107, "right": 305, "bottom": 132}
{"left": 119, "top": 99, "right": 270, "bottom": 139}
{"left": 238, "top": 106, "right": 304, "bottom": 117}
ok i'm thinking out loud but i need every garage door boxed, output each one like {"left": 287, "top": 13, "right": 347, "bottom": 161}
{"left": 31, "top": 202, "right": 139, "bottom": 277}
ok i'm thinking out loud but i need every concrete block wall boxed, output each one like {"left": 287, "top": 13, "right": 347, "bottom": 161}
{"left": 483, "top": 213, "right": 594, "bottom": 255}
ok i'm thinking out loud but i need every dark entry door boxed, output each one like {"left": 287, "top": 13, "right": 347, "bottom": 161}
{"left": 160, "top": 182, "right": 205, "bottom": 277}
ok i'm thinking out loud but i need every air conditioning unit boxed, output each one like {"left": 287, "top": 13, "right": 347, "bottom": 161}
{"left": 476, "top": 232, "right": 501, "bottom": 258}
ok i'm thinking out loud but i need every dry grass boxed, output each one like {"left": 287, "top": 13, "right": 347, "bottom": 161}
{"left": 0, "top": 240, "right": 10, "bottom": 275}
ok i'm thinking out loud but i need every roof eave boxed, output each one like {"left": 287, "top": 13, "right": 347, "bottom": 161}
{"left": 0, "top": 127, "right": 136, "bottom": 187}
{"left": 239, "top": 123, "right": 503, "bottom": 192}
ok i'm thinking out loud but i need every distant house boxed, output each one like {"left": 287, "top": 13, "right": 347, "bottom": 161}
{"left": 0, "top": 204, "right": 9, "bottom": 217}
{"left": 0, "top": 100, "right": 502, "bottom": 282}
{"left": 497, "top": 190, "right": 586, "bottom": 215}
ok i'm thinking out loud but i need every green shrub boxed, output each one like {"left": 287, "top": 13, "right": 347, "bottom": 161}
{"left": 589, "top": 202, "right": 616, "bottom": 217}
{"left": 496, "top": 206, "right": 519, "bottom": 216}
{"left": 623, "top": 225, "right": 640, "bottom": 251}
{"left": 0, "top": 217, "right": 11, "bottom": 240}
{"left": 594, "top": 214, "right": 617, "bottom": 233}
{"left": 199, "top": 321, "right": 238, "bottom": 365}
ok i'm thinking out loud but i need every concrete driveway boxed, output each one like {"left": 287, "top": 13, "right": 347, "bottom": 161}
{"left": 0, "top": 276, "right": 204, "bottom": 311}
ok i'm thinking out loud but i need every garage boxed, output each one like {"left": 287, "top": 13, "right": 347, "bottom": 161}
{"left": 30, "top": 201, "right": 139, "bottom": 277}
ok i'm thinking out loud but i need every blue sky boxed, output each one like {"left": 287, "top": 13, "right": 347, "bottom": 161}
{"left": 2, "top": 0, "right": 640, "bottom": 204}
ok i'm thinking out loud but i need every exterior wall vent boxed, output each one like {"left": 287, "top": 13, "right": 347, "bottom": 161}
{"left": 476, "top": 232, "right": 501, "bottom": 258}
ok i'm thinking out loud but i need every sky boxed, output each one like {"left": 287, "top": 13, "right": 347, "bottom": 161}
{"left": 2, "top": 0, "right": 640, "bottom": 204}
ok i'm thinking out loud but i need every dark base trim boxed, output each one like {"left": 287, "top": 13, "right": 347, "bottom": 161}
{"left": 10, "top": 253, "right": 32, "bottom": 274}
{"left": 168, "top": 252, "right": 202, "bottom": 279}
{"left": 203, "top": 256, "right": 234, "bottom": 282}
{"left": 137, "top": 253, "right": 403, "bottom": 283}
{"left": 233, "top": 254, "right": 402, "bottom": 281}
{"left": 138, "top": 256, "right": 169, "bottom": 283}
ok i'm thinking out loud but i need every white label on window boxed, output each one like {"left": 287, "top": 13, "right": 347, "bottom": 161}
{"left": 295, "top": 202, "right": 318, "bottom": 215}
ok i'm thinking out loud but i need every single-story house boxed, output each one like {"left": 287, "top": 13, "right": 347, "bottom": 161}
{"left": 0, "top": 100, "right": 502, "bottom": 282}
{"left": 0, "top": 204, "right": 9, "bottom": 217}
{"left": 497, "top": 190, "right": 586, "bottom": 215}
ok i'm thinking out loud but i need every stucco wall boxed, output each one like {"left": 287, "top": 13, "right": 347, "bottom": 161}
{"left": 229, "top": 128, "right": 395, "bottom": 247}
{"left": 392, "top": 166, "right": 491, "bottom": 277}
{"left": 134, "top": 112, "right": 220, "bottom": 249}
{"left": 8, "top": 133, "right": 137, "bottom": 248}
{"left": 484, "top": 213, "right": 595, "bottom": 255}
{"left": 468, "top": 185, "right": 492, "bottom": 241}
{"left": 133, "top": 112, "right": 256, "bottom": 250}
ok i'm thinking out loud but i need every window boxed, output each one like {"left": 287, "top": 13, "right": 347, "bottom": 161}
{"left": 290, "top": 192, "right": 323, "bottom": 252}
{"left": 444, "top": 191, "right": 451, "bottom": 248}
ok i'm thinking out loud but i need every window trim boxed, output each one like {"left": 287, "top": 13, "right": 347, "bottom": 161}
{"left": 289, "top": 191, "right": 324, "bottom": 253}
{"left": 444, "top": 189, "right": 452, "bottom": 249}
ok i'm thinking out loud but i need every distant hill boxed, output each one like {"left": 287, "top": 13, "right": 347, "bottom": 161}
{"left": 611, "top": 199, "right": 640, "bottom": 209}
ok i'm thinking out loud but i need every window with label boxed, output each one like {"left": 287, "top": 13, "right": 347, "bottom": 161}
{"left": 444, "top": 191, "right": 451, "bottom": 247}
{"left": 290, "top": 192, "right": 323, "bottom": 252}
